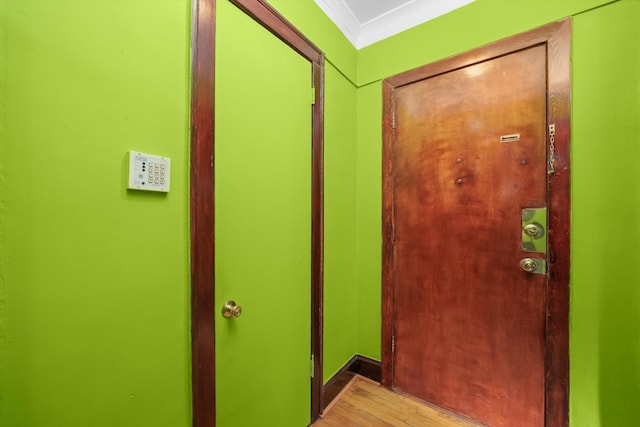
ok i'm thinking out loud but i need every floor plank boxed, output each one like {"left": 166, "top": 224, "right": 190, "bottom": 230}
{"left": 313, "top": 376, "right": 484, "bottom": 427}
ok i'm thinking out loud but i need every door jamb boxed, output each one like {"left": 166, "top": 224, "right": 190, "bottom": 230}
{"left": 381, "top": 19, "right": 571, "bottom": 427}
{"left": 190, "top": 0, "right": 325, "bottom": 425}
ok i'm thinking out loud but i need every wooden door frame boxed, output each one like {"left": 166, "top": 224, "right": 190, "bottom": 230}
{"left": 190, "top": 0, "right": 325, "bottom": 425}
{"left": 381, "top": 19, "right": 571, "bottom": 427}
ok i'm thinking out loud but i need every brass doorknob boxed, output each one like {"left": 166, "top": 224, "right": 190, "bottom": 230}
{"left": 222, "top": 300, "right": 242, "bottom": 318}
{"left": 520, "top": 258, "right": 538, "bottom": 273}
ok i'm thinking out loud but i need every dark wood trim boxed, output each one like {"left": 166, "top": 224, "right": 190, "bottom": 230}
{"left": 190, "top": 0, "right": 216, "bottom": 426}
{"left": 323, "top": 355, "right": 382, "bottom": 409}
{"left": 352, "top": 355, "right": 382, "bottom": 383}
{"left": 310, "top": 58, "right": 325, "bottom": 421}
{"left": 384, "top": 21, "right": 569, "bottom": 89}
{"left": 380, "top": 79, "right": 395, "bottom": 389}
{"left": 381, "top": 19, "right": 571, "bottom": 427}
{"left": 191, "top": 0, "right": 325, "bottom": 425}
{"left": 544, "top": 18, "right": 571, "bottom": 427}
{"left": 230, "top": 0, "right": 323, "bottom": 64}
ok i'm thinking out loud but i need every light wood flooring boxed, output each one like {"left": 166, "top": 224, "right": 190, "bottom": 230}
{"left": 312, "top": 376, "right": 483, "bottom": 427}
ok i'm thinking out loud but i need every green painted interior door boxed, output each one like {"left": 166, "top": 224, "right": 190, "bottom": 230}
{"left": 215, "top": 1, "right": 312, "bottom": 426}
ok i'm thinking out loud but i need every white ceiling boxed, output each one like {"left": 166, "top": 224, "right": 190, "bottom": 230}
{"left": 314, "top": 0, "right": 475, "bottom": 49}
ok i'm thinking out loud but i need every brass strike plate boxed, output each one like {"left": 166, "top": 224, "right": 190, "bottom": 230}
{"left": 522, "top": 208, "right": 547, "bottom": 254}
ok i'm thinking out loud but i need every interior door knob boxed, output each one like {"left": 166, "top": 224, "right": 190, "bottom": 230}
{"left": 520, "top": 258, "right": 538, "bottom": 273}
{"left": 222, "top": 300, "right": 242, "bottom": 318}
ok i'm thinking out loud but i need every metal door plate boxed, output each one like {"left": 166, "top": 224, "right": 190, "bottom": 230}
{"left": 522, "top": 208, "right": 547, "bottom": 254}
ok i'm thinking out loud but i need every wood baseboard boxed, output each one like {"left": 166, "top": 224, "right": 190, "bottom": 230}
{"left": 322, "top": 354, "right": 381, "bottom": 411}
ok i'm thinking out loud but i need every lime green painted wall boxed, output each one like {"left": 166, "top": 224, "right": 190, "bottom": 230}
{"left": 0, "top": 1, "right": 363, "bottom": 423}
{"left": 0, "top": 1, "right": 192, "bottom": 426}
{"left": 571, "top": 1, "right": 640, "bottom": 425}
{"left": 355, "top": 83, "right": 383, "bottom": 360}
{"left": 322, "top": 62, "right": 359, "bottom": 382}
{"left": 4, "top": 0, "right": 635, "bottom": 425}
{"left": 263, "top": 1, "right": 362, "bottom": 382}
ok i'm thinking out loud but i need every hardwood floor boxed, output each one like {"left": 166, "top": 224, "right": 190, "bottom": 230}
{"left": 313, "top": 376, "right": 484, "bottom": 427}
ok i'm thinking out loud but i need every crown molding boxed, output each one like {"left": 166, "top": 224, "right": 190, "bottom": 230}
{"left": 314, "top": 0, "right": 475, "bottom": 49}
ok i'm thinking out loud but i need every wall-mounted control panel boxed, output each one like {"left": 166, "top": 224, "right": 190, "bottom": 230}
{"left": 127, "top": 151, "right": 171, "bottom": 192}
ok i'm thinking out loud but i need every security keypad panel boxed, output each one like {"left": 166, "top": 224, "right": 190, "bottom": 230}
{"left": 128, "top": 151, "right": 171, "bottom": 192}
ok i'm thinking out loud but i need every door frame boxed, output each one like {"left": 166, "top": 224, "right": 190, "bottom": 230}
{"left": 381, "top": 19, "right": 571, "bottom": 426}
{"left": 189, "top": 0, "right": 325, "bottom": 425}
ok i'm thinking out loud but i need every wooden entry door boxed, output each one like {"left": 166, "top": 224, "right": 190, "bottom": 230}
{"left": 382, "top": 21, "right": 571, "bottom": 427}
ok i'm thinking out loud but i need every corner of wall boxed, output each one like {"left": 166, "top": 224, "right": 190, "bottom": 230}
{"left": 353, "top": 81, "right": 383, "bottom": 361}
{"left": 268, "top": 0, "right": 358, "bottom": 83}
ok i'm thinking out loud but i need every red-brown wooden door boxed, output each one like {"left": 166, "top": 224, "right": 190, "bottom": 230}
{"left": 389, "top": 44, "right": 549, "bottom": 427}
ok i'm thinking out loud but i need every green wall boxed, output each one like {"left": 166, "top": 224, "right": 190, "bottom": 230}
{"left": 2, "top": 0, "right": 638, "bottom": 426}
{"left": 322, "top": 62, "right": 359, "bottom": 382}
{"left": 265, "top": 0, "right": 362, "bottom": 383}
{"left": 571, "top": 1, "right": 640, "bottom": 425}
{"left": 355, "top": 82, "right": 383, "bottom": 359}
{"left": 259, "top": 2, "right": 363, "bottom": 383}
{"left": 0, "top": 0, "right": 363, "bottom": 424}
{"left": 0, "top": 1, "right": 192, "bottom": 426}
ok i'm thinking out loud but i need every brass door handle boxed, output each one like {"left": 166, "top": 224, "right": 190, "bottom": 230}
{"left": 519, "top": 257, "right": 546, "bottom": 275}
{"left": 520, "top": 258, "right": 538, "bottom": 273}
{"left": 222, "top": 300, "right": 243, "bottom": 318}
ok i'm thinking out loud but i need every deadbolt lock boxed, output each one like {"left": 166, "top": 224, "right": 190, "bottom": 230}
{"left": 522, "top": 208, "right": 547, "bottom": 254}
{"left": 523, "top": 223, "right": 543, "bottom": 238}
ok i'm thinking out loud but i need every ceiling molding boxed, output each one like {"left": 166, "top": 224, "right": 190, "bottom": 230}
{"left": 314, "top": 0, "right": 475, "bottom": 49}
